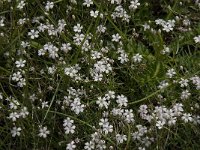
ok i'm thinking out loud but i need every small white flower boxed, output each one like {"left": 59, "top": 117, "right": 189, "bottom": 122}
{"left": 118, "top": 52, "right": 129, "bottom": 64}
{"left": 9, "top": 112, "right": 20, "bottom": 122}
{"left": 61, "top": 43, "right": 72, "bottom": 53}
{"left": 63, "top": 117, "right": 76, "bottom": 134}
{"left": 133, "top": 53, "right": 143, "bottom": 63}
{"left": 17, "top": 0, "right": 26, "bottom": 10}
{"left": 162, "top": 23, "right": 173, "bottom": 32}
{"left": 21, "top": 41, "right": 30, "bottom": 48}
{"left": 179, "top": 78, "right": 189, "bottom": 87}
{"left": 112, "top": 33, "right": 121, "bottom": 42}
{"left": 28, "top": 30, "right": 39, "bottom": 39}
{"left": 0, "top": 18, "right": 5, "bottom": 27}
{"left": 90, "top": 10, "right": 99, "bottom": 18}
{"left": 17, "top": 78, "right": 26, "bottom": 87}
{"left": 83, "top": 0, "right": 93, "bottom": 7}
{"left": 38, "top": 126, "right": 50, "bottom": 138}
{"left": 66, "top": 141, "right": 76, "bottom": 150}
{"left": 96, "top": 96, "right": 110, "bottom": 109}
{"left": 156, "top": 120, "right": 165, "bottom": 129}
{"left": 181, "top": 113, "right": 193, "bottom": 123}
{"left": 99, "top": 118, "right": 113, "bottom": 134}
{"left": 0, "top": 92, "right": 2, "bottom": 100}
{"left": 129, "top": 0, "right": 140, "bottom": 10}
{"left": 45, "top": 1, "right": 54, "bottom": 11}
{"left": 123, "top": 109, "right": 135, "bottom": 123}
{"left": 194, "top": 35, "right": 200, "bottom": 43}
{"left": 158, "top": 80, "right": 169, "bottom": 90}
{"left": 12, "top": 71, "right": 22, "bottom": 82}
{"left": 161, "top": 46, "right": 170, "bottom": 54}
{"left": 70, "top": 97, "right": 85, "bottom": 114}
{"left": 38, "top": 49, "right": 46, "bottom": 56}
{"left": 166, "top": 68, "right": 176, "bottom": 78}
{"left": 20, "top": 107, "right": 29, "bottom": 118}
{"left": 180, "top": 90, "right": 191, "bottom": 100}
{"left": 116, "top": 94, "right": 128, "bottom": 107}
{"left": 116, "top": 134, "right": 127, "bottom": 144}
{"left": 15, "top": 59, "right": 26, "bottom": 68}
{"left": 11, "top": 127, "right": 22, "bottom": 137}
{"left": 84, "top": 141, "right": 95, "bottom": 150}
{"left": 73, "top": 23, "right": 83, "bottom": 33}
{"left": 97, "top": 25, "right": 106, "bottom": 33}
{"left": 42, "top": 101, "right": 49, "bottom": 109}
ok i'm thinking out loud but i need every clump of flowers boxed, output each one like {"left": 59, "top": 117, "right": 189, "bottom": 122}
{"left": 0, "top": 0, "right": 199, "bottom": 149}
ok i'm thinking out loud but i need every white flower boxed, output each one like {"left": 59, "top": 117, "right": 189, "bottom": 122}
{"left": 38, "top": 126, "right": 50, "bottom": 138}
{"left": 45, "top": 1, "right": 54, "bottom": 11}
{"left": 96, "top": 140, "right": 106, "bottom": 149}
{"left": 0, "top": 92, "right": 2, "bottom": 100}
{"left": 70, "top": 97, "right": 85, "bottom": 114}
{"left": 21, "top": 41, "right": 30, "bottom": 48}
{"left": 116, "top": 134, "right": 127, "bottom": 143}
{"left": 63, "top": 117, "right": 76, "bottom": 134}
{"left": 166, "top": 68, "right": 176, "bottom": 78}
{"left": 194, "top": 35, "right": 200, "bottom": 43}
{"left": 42, "top": 101, "right": 49, "bottom": 109}
{"left": 161, "top": 46, "right": 170, "bottom": 54}
{"left": 90, "top": 10, "right": 99, "bottom": 18}
{"left": 116, "top": 94, "right": 128, "bottom": 107}
{"left": 73, "top": 33, "right": 85, "bottom": 45}
{"left": 48, "top": 45, "right": 59, "bottom": 59}
{"left": 11, "top": 127, "right": 22, "bottom": 137}
{"left": 181, "top": 113, "right": 193, "bottom": 123}
{"left": 179, "top": 78, "right": 189, "bottom": 87}
{"left": 118, "top": 52, "right": 129, "bottom": 64}
{"left": 9, "top": 112, "right": 20, "bottom": 121}
{"left": 129, "top": 0, "right": 140, "bottom": 10}
{"left": 173, "top": 103, "right": 184, "bottom": 116}
{"left": 9, "top": 98, "right": 20, "bottom": 109}
{"left": 112, "top": 33, "right": 121, "bottom": 42}
{"left": 0, "top": 18, "right": 5, "bottom": 27}
{"left": 123, "top": 109, "right": 135, "bottom": 123}
{"left": 181, "top": 90, "right": 191, "bottom": 100}
{"left": 83, "top": 0, "right": 93, "bottom": 7}
{"left": 143, "top": 23, "right": 150, "bottom": 31}
{"left": 15, "top": 59, "right": 26, "bottom": 68}
{"left": 12, "top": 71, "right": 22, "bottom": 82}
{"left": 66, "top": 141, "right": 76, "bottom": 150}
{"left": 156, "top": 120, "right": 165, "bottom": 129}
{"left": 91, "top": 51, "right": 102, "bottom": 60}
{"left": 97, "top": 25, "right": 106, "bottom": 33}
{"left": 105, "top": 91, "right": 115, "bottom": 100}
{"left": 162, "top": 20, "right": 175, "bottom": 32}
{"left": 17, "top": 78, "right": 26, "bottom": 87}
{"left": 20, "top": 107, "right": 29, "bottom": 118}
{"left": 158, "top": 80, "right": 169, "bottom": 90}
{"left": 99, "top": 118, "right": 109, "bottom": 127}
{"left": 28, "top": 30, "right": 39, "bottom": 39}
{"left": 61, "top": 43, "right": 72, "bottom": 53}
{"left": 96, "top": 96, "right": 110, "bottom": 109}
{"left": 133, "top": 53, "right": 143, "bottom": 63}
{"left": 73, "top": 23, "right": 83, "bottom": 33}
{"left": 155, "top": 19, "right": 165, "bottom": 25}
{"left": 99, "top": 118, "right": 113, "bottom": 134}
{"left": 162, "top": 23, "right": 173, "bottom": 32}
{"left": 48, "top": 66, "right": 56, "bottom": 74}
{"left": 84, "top": 141, "right": 95, "bottom": 150}
{"left": 17, "top": 0, "right": 26, "bottom": 10}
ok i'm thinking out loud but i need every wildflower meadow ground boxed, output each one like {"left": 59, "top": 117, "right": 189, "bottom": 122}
{"left": 0, "top": 0, "right": 200, "bottom": 149}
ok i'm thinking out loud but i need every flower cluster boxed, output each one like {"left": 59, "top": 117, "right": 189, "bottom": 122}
{"left": 0, "top": 0, "right": 199, "bottom": 149}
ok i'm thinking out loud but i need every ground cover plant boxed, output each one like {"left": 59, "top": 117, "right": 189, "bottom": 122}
{"left": 0, "top": 0, "right": 200, "bottom": 149}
